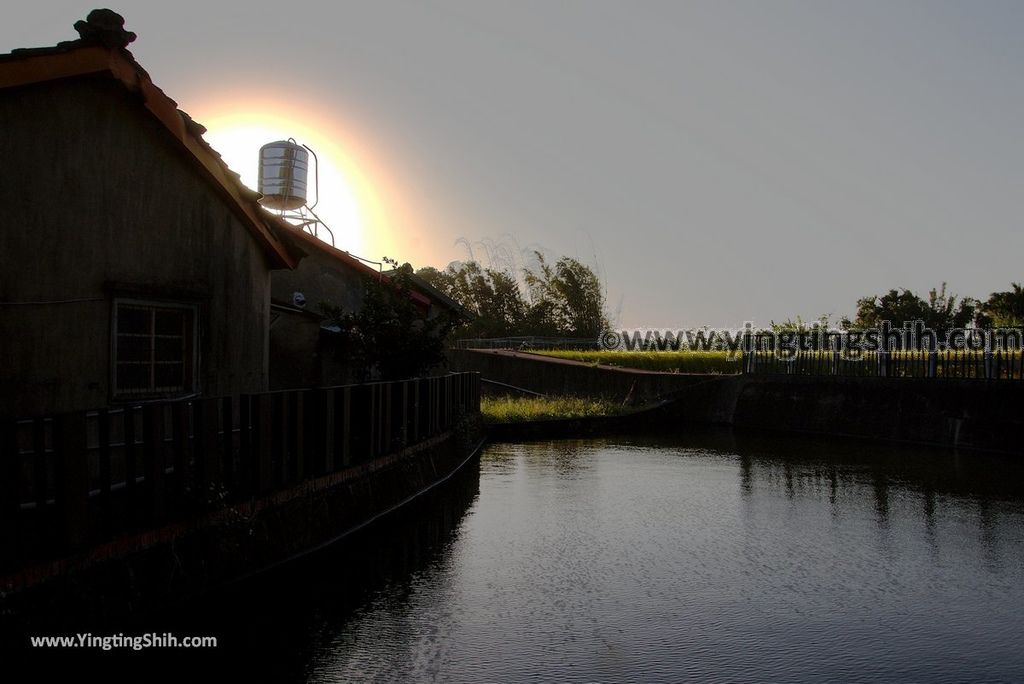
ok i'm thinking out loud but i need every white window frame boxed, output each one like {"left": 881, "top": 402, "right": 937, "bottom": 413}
{"left": 111, "top": 298, "right": 199, "bottom": 401}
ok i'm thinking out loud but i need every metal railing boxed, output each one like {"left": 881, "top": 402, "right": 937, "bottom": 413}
{"left": 453, "top": 336, "right": 599, "bottom": 351}
{"left": 743, "top": 349, "right": 1024, "bottom": 380}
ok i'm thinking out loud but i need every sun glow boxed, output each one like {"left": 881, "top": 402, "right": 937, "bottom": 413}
{"left": 193, "top": 98, "right": 402, "bottom": 262}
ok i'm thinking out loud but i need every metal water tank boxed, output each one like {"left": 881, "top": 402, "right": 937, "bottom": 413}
{"left": 258, "top": 140, "right": 309, "bottom": 210}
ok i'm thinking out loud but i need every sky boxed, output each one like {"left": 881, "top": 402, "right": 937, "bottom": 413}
{"left": 5, "top": 1, "right": 1023, "bottom": 328}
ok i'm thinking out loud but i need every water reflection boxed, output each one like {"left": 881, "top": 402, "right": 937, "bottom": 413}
{"left": 152, "top": 458, "right": 482, "bottom": 681}
{"left": 729, "top": 431, "right": 1024, "bottom": 566}
{"left": 283, "top": 431, "right": 1024, "bottom": 683}
{"left": 14, "top": 430, "right": 1024, "bottom": 683}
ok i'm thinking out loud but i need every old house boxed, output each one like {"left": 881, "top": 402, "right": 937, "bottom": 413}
{"left": 268, "top": 227, "right": 398, "bottom": 389}
{"left": 383, "top": 268, "right": 470, "bottom": 323}
{"left": 268, "top": 227, "right": 470, "bottom": 389}
{"left": 0, "top": 11, "right": 303, "bottom": 417}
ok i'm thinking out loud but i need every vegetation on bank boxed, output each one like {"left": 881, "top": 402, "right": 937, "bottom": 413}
{"left": 531, "top": 350, "right": 741, "bottom": 374}
{"left": 321, "top": 262, "right": 456, "bottom": 381}
{"left": 481, "top": 395, "right": 624, "bottom": 423}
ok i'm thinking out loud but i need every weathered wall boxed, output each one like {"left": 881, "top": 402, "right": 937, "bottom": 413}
{"left": 269, "top": 247, "right": 371, "bottom": 389}
{"left": 0, "top": 76, "right": 273, "bottom": 416}
{"left": 268, "top": 306, "right": 363, "bottom": 390}
{"left": 269, "top": 306, "right": 326, "bottom": 390}
{"left": 270, "top": 246, "right": 367, "bottom": 317}
{"left": 451, "top": 349, "right": 1024, "bottom": 454}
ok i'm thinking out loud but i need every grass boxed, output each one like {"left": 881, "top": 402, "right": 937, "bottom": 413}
{"left": 530, "top": 349, "right": 741, "bottom": 374}
{"left": 481, "top": 395, "right": 624, "bottom": 424}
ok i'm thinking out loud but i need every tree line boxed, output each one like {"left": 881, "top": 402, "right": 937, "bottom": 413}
{"left": 774, "top": 282, "right": 1024, "bottom": 335}
{"left": 416, "top": 252, "right": 610, "bottom": 339}
{"left": 322, "top": 250, "right": 1019, "bottom": 378}
{"left": 317, "top": 253, "right": 611, "bottom": 379}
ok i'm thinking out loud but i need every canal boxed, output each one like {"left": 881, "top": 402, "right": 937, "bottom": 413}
{"left": 30, "top": 430, "right": 1024, "bottom": 681}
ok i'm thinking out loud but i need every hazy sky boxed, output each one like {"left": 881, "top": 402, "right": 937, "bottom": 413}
{"left": 5, "top": 1, "right": 1023, "bottom": 328}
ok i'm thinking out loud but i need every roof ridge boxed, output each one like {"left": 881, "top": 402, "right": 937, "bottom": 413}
{"left": 0, "top": 10, "right": 300, "bottom": 270}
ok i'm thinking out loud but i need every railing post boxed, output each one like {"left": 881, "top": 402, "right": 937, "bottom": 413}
{"left": 410, "top": 379, "right": 420, "bottom": 444}
{"left": 372, "top": 384, "right": 383, "bottom": 458}
{"left": 271, "top": 392, "right": 286, "bottom": 486}
{"left": 399, "top": 380, "right": 410, "bottom": 448}
{"left": 31, "top": 418, "right": 47, "bottom": 508}
{"left": 442, "top": 375, "right": 451, "bottom": 429}
{"left": 381, "top": 383, "right": 392, "bottom": 455}
{"left": 336, "top": 386, "right": 351, "bottom": 469}
{"left": 418, "top": 379, "right": 429, "bottom": 437}
{"left": 251, "top": 393, "right": 273, "bottom": 493}
{"left": 54, "top": 412, "right": 89, "bottom": 552}
{"left": 323, "top": 388, "right": 335, "bottom": 473}
{"left": 349, "top": 384, "right": 370, "bottom": 464}
{"left": 142, "top": 403, "right": 165, "bottom": 523}
{"left": 193, "top": 398, "right": 219, "bottom": 502}
{"left": 238, "top": 394, "right": 252, "bottom": 495}
{"left": 292, "top": 391, "right": 306, "bottom": 482}
{"left": 0, "top": 420, "right": 20, "bottom": 557}
{"left": 171, "top": 402, "right": 188, "bottom": 506}
{"left": 452, "top": 375, "right": 460, "bottom": 418}
{"left": 221, "top": 396, "right": 234, "bottom": 489}
{"left": 123, "top": 405, "right": 137, "bottom": 496}
{"left": 433, "top": 377, "right": 440, "bottom": 434}
{"left": 96, "top": 409, "right": 112, "bottom": 525}
{"left": 305, "top": 389, "right": 331, "bottom": 478}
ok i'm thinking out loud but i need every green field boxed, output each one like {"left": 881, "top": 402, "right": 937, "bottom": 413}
{"left": 530, "top": 349, "right": 742, "bottom": 374}
{"left": 481, "top": 395, "right": 624, "bottom": 423}
{"left": 517, "top": 348, "right": 1022, "bottom": 379}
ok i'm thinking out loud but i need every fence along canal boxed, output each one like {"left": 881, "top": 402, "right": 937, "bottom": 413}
{"left": 0, "top": 373, "right": 481, "bottom": 571}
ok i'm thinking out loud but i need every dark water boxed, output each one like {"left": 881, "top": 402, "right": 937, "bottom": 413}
{"left": 15, "top": 431, "right": 1024, "bottom": 682}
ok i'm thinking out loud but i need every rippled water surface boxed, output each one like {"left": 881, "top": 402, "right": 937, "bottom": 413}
{"left": 191, "top": 432, "right": 1024, "bottom": 681}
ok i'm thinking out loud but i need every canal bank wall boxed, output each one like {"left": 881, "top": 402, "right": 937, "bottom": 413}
{"left": 451, "top": 350, "right": 1024, "bottom": 454}
{"left": 1, "top": 416, "right": 484, "bottom": 619}
{"left": 451, "top": 349, "right": 721, "bottom": 404}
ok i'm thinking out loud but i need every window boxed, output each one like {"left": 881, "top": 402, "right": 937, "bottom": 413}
{"left": 113, "top": 300, "right": 197, "bottom": 399}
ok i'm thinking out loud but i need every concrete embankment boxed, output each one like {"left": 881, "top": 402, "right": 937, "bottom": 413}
{"left": 451, "top": 349, "right": 1024, "bottom": 454}
{"left": 451, "top": 349, "right": 722, "bottom": 403}
{"left": 1, "top": 416, "right": 485, "bottom": 618}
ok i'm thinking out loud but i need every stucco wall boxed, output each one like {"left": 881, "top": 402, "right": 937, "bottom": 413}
{"left": 269, "top": 249, "right": 372, "bottom": 389}
{"left": 269, "top": 307, "right": 321, "bottom": 389}
{"left": 270, "top": 247, "right": 368, "bottom": 317}
{"left": 0, "top": 77, "right": 273, "bottom": 416}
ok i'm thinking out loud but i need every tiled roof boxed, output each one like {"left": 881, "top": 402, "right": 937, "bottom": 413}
{"left": 0, "top": 15, "right": 300, "bottom": 270}
{"left": 276, "top": 226, "right": 432, "bottom": 309}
